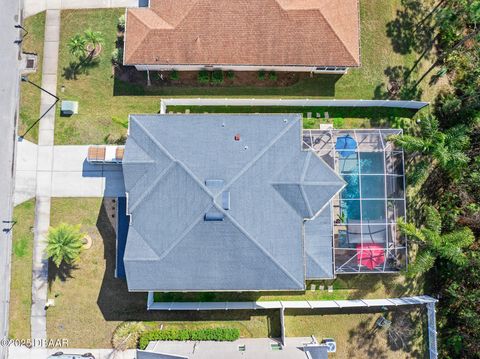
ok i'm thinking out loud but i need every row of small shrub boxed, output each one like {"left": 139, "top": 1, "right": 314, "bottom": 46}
{"left": 198, "top": 69, "right": 230, "bottom": 84}
{"left": 258, "top": 70, "right": 277, "bottom": 81}
{"left": 139, "top": 328, "right": 240, "bottom": 349}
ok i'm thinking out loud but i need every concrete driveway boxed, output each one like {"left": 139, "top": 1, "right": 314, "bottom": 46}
{"left": 14, "top": 141, "right": 125, "bottom": 204}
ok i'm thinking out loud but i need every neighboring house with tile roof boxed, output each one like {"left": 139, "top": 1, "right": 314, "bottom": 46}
{"left": 123, "top": 0, "right": 360, "bottom": 74}
{"left": 121, "top": 114, "right": 345, "bottom": 292}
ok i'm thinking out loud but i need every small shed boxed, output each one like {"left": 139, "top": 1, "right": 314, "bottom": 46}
{"left": 61, "top": 100, "right": 78, "bottom": 116}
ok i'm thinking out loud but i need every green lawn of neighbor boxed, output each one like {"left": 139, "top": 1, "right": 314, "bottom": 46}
{"left": 9, "top": 200, "right": 36, "bottom": 340}
{"left": 19, "top": 12, "right": 46, "bottom": 143}
{"left": 54, "top": 1, "right": 437, "bottom": 145}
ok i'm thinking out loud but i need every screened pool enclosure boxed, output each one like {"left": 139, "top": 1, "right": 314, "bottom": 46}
{"left": 303, "top": 129, "right": 407, "bottom": 274}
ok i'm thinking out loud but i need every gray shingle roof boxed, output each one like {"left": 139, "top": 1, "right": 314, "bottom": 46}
{"left": 122, "top": 114, "right": 344, "bottom": 291}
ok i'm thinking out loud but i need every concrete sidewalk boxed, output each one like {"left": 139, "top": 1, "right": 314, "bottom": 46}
{"left": 30, "top": 8, "right": 61, "bottom": 344}
{"left": 9, "top": 347, "right": 136, "bottom": 359}
{"left": 24, "top": 0, "right": 140, "bottom": 18}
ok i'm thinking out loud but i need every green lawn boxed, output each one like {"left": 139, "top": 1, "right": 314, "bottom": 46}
{"left": 19, "top": 12, "right": 46, "bottom": 143}
{"left": 8, "top": 200, "right": 35, "bottom": 340}
{"left": 285, "top": 308, "right": 427, "bottom": 358}
{"left": 167, "top": 105, "right": 417, "bottom": 129}
{"left": 53, "top": 1, "right": 437, "bottom": 145}
{"left": 46, "top": 198, "right": 276, "bottom": 347}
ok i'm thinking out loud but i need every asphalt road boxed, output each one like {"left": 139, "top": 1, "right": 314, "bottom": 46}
{"left": 0, "top": 0, "right": 22, "bottom": 357}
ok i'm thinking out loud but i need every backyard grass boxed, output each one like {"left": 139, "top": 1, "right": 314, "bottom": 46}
{"left": 19, "top": 12, "right": 46, "bottom": 143}
{"left": 8, "top": 200, "right": 35, "bottom": 340}
{"left": 285, "top": 308, "right": 427, "bottom": 358}
{"left": 54, "top": 1, "right": 438, "bottom": 145}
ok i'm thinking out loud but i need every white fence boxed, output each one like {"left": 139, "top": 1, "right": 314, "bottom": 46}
{"left": 160, "top": 98, "right": 429, "bottom": 114}
{"left": 147, "top": 294, "right": 438, "bottom": 356}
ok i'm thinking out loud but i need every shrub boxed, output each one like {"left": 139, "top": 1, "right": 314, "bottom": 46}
{"left": 198, "top": 69, "right": 210, "bottom": 83}
{"left": 258, "top": 70, "right": 266, "bottom": 80}
{"left": 139, "top": 328, "right": 240, "bottom": 349}
{"left": 112, "top": 322, "right": 146, "bottom": 351}
{"left": 333, "top": 117, "right": 345, "bottom": 128}
{"left": 211, "top": 70, "right": 224, "bottom": 84}
{"left": 226, "top": 70, "right": 235, "bottom": 80}
{"left": 268, "top": 71, "right": 277, "bottom": 81}
{"left": 111, "top": 47, "right": 123, "bottom": 65}
{"left": 117, "top": 15, "right": 126, "bottom": 31}
{"left": 170, "top": 70, "right": 179, "bottom": 81}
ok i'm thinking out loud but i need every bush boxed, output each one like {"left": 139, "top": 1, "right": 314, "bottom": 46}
{"left": 111, "top": 47, "right": 123, "bottom": 65}
{"left": 117, "top": 15, "right": 126, "bottom": 31}
{"left": 258, "top": 70, "right": 266, "bottom": 81}
{"left": 139, "top": 328, "right": 240, "bottom": 349}
{"left": 333, "top": 118, "right": 345, "bottom": 128}
{"left": 170, "top": 70, "right": 179, "bottom": 81}
{"left": 226, "top": 70, "right": 235, "bottom": 80}
{"left": 268, "top": 71, "right": 277, "bottom": 81}
{"left": 211, "top": 70, "right": 224, "bottom": 84}
{"left": 112, "top": 322, "right": 146, "bottom": 351}
{"left": 198, "top": 69, "right": 210, "bottom": 83}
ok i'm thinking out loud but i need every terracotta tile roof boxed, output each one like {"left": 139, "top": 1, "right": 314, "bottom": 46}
{"left": 124, "top": 0, "right": 360, "bottom": 67}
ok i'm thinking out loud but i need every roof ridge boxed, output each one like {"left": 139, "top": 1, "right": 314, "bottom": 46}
{"left": 134, "top": 117, "right": 214, "bottom": 200}
{"left": 224, "top": 210, "right": 304, "bottom": 289}
{"left": 300, "top": 152, "right": 314, "bottom": 217}
{"left": 129, "top": 161, "right": 176, "bottom": 213}
{"left": 125, "top": 11, "right": 156, "bottom": 60}
{"left": 223, "top": 116, "right": 301, "bottom": 191}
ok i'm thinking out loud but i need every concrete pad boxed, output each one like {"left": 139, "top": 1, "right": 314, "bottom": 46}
{"left": 35, "top": 172, "right": 52, "bottom": 197}
{"left": 16, "top": 140, "right": 38, "bottom": 171}
{"left": 44, "top": 25, "right": 60, "bottom": 42}
{"left": 42, "top": 55, "right": 59, "bottom": 75}
{"left": 43, "top": 40, "right": 59, "bottom": 58}
{"left": 52, "top": 145, "right": 94, "bottom": 172}
{"left": 37, "top": 130, "right": 54, "bottom": 146}
{"left": 36, "top": 146, "right": 54, "bottom": 172}
{"left": 45, "top": 9, "right": 61, "bottom": 24}
{"left": 40, "top": 73, "right": 58, "bottom": 95}
{"left": 51, "top": 171, "right": 106, "bottom": 197}
{"left": 14, "top": 174, "right": 37, "bottom": 205}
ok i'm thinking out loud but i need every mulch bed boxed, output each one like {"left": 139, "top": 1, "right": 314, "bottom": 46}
{"left": 114, "top": 66, "right": 312, "bottom": 88}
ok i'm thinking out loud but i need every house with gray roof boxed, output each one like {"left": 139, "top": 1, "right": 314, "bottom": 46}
{"left": 121, "top": 114, "right": 345, "bottom": 292}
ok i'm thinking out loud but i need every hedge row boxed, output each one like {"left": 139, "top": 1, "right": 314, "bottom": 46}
{"left": 138, "top": 328, "right": 240, "bottom": 349}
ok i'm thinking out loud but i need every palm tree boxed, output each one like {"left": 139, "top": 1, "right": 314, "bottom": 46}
{"left": 391, "top": 114, "right": 470, "bottom": 176}
{"left": 46, "top": 223, "right": 85, "bottom": 267}
{"left": 399, "top": 206, "right": 474, "bottom": 276}
{"left": 67, "top": 34, "right": 87, "bottom": 58}
{"left": 83, "top": 29, "right": 104, "bottom": 58}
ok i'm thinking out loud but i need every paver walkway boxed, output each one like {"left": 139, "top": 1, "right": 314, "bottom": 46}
{"left": 30, "top": 8, "right": 60, "bottom": 344}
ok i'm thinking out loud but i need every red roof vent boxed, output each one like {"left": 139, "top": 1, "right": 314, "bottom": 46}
{"left": 234, "top": 134, "right": 241, "bottom": 141}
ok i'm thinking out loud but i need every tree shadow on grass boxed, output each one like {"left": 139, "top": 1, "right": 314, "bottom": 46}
{"left": 62, "top": 58, "right": 101, "bottom": 80}
{"left": 374, "top": 66, "right": 423, "bottom": 100}
{"left": 48, "top": 260, "right": 78, "bottom": 291}
{"left": 386, "top": 0, "right": 438, "bottom": 55}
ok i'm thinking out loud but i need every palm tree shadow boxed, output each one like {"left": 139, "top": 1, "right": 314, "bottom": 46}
{"left": 62, "top": 58, "right": 101, "bottom": 80}
{"left": 48, "top": 260, "right": 78, "bottom": 290}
